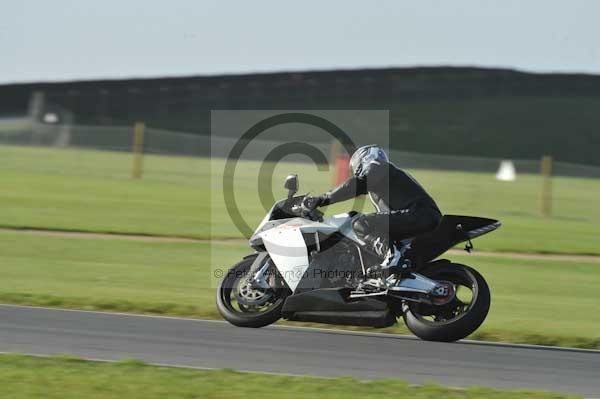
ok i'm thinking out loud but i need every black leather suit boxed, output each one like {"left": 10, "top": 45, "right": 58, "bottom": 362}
{"left": 321, "top": 161, "right": 442, "bottom": 257}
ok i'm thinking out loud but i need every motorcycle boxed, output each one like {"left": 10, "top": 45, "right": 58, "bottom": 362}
{"left": 217, "top": 174, "right": 501, "bottom": 342}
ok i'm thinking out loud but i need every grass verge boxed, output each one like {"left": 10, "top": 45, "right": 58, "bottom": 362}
{"left": 0, "top": 354, "right": 581, "bottom": 399}
{"left": 1, "top": 144, "right": 600, "bottom": 254}
{"left": 1, "top": 231, "right": 599, "bottom": 349}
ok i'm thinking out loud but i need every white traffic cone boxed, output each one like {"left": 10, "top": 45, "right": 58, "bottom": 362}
{"left": 496, "top": 160, "right": 516, "bottom": 181}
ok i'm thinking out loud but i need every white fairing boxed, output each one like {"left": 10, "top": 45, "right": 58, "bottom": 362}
{"left": 259, "top": 215, "right": 356, "bottom": 292}
{"left": 261, "top": 225, "right": 308, "bottom": 292}
{"left": 329, "top": 213, "right": 365, "bottom": 245}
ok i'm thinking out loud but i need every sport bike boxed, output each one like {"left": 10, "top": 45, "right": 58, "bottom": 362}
{"left": 217, "top": 175, "right": 501, "bottom": 342}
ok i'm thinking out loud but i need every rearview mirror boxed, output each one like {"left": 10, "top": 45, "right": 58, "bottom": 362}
{"left": 284, "top": 174, "right": 298, "bottom": 198}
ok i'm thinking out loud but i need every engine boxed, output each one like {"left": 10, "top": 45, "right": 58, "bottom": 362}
{"left": 295, "top": 235, "right": 364, "bottom": 291}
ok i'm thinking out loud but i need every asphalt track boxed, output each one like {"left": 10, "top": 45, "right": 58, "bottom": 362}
{"left": 0, "top": 304, "right": 598, "bottom": 397}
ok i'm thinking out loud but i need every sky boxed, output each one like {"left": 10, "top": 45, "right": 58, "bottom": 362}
{"left": 2, "top": 0, "right": 599, "bottom": 84}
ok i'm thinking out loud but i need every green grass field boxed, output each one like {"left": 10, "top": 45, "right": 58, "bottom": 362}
{"left": 1, "top": 145, "right": 600, "bottom": 254}
{"left": 2, "top": 231, "right": 599, "bottom": 348}
{"left": 0, "top": 354, "right": 577, "bottom": 399}
{"left": 1, "top": 144, "right": 599, "bottom": 347}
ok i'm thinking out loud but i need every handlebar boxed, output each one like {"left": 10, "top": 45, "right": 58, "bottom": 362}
{"left": 290, "top": 196, "right": 324, "bottom": 222}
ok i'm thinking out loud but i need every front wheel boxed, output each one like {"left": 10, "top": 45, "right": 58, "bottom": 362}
{"left": 216, "top": 254, "right": 289, "bottom": 328}
{"left": 403, "top": 262, "right": 490, "bottom": 342}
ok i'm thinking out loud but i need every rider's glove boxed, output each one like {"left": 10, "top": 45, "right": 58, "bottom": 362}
{"left": 305, "top": 195, "right": 329, "bottom": 209}
{"left": 315, "top": 194, "right": 330, "bottom": 208}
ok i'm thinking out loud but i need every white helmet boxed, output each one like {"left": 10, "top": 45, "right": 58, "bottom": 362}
{"left": 349, "top": 145, "right": 389, "bottom": 177}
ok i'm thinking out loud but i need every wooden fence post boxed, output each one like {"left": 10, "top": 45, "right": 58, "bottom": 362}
{"left": 131, "top": 122, "right": 145, "bottom": 179}
{"left": 540, "top": 155, "right": 553, "bottom": 217}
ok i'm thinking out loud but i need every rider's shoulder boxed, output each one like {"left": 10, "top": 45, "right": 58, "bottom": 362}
{"left": 362, "top": 160, "right": 387, "bottom": 176}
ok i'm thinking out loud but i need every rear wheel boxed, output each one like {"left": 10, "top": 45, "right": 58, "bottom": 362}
{"left": 216, "top": 255, "right": 289, "bottom": 328}
{"left": 403, "top": 262, "right": 490, "bottom": 342}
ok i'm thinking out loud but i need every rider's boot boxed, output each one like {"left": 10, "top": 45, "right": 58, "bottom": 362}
{"left": 358, "top": 243, "right": 412, "bottom": 292}
{"left": 353, "top": 235, "right": 412, "bottom": 292}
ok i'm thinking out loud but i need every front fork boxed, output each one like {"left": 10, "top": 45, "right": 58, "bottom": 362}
{"left": 247, "top": 252, "right": 272, "bottom": 290}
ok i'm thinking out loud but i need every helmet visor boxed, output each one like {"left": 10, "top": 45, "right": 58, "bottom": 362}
{"left": 350, "top": 145, "right": 388, "bottom": 177}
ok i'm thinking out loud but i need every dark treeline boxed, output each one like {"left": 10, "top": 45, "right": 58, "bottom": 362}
{"left": 1, "top": 66, "right": 600, "bottom": 165}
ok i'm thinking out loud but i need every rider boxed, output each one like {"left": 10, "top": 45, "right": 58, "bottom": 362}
{"left": 308, "top": 145, "right": 442, "bottom": 277}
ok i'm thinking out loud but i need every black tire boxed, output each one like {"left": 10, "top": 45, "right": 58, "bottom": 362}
{"left": 216, "top": 255, "right": 288, "bottom": 328}
{"left": 403, "top": 262, "right": 490, "bottom": 342}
